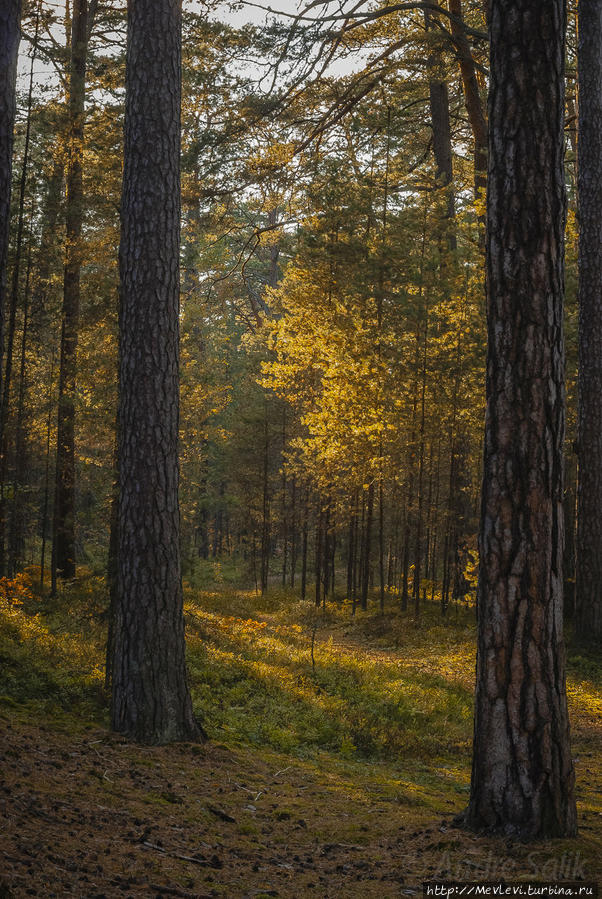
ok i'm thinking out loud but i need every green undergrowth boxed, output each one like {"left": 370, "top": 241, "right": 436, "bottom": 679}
{"left": 185, "top": 588, "right": 476, "bottom": 761}
{"left": 1, "top": 571, "right": 601, "bottom": 889}
{"left": 0, "top": 569, "right": 107, "bottom": 718}
{"left": 1, "top": 569, "right": 601, "bottom": 786}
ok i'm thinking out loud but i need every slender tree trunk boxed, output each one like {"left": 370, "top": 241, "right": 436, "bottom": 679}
{"left": 448, "top": 0, "right": 487, "bottom": 201}
{"left": 400, "top": 500, "right": 410, "bottom": 612}
{"left": 442, "top": 297, "right": 465, "bottom": 612}
{"left": 111, "top": 0, "right": 202, "bottom": 745}
{"left": 290, "top": 475, "right": 297, "bottom": 588}
{"left": 0, "top": 0, "right": 21, "bottom": 417}
{"left": 252, "top": 532, "right": 258, "bottom": 594}
{"left": 347, "top": 491, "right": 357, "bottom": 600}
{"left": 40, "top": 347, "right": 56, "bottom": 589}
{"left": 301, "top": 489, "right": 308, "bottom": 600}
{"left": 0, "top": 12, "right": 34, "bottom": 574}
{"left": 466, "top": 0, "right": 576, "bottom": 838}
{"left": 281, "top": 491, "right": 287, "bottom": 584}
{"left": 386, "top": 534, "right": 394, "bottom": 590}
{"left": 413, "top": 288, "right": 429, "bottom": 617}
{"left": 330, "top": 529, "right": 336, "bottom": 599}
{"left": 441, "top": 441, "right": 457, "bottom": 614}
{"left": 575, "top": 0, "right": 602, "bottom": 644}
{"left": 197, "top": 441, "right": 209, "bottom": 560}
{"left": 430, "top": 434, "right": 442, "bottom": 602}
{"left": 31, "top": 167, "right": 63, "bottom": 593}
{"left": 105, "top": 432, "right": 119, "bottom": 690}
{"left": 425, "top": 8, "right": 456, "bottom": 249}
{"left": 441, "top": 531, "right": 450, "bottom": 615}
{"left": 54, "top": 0, "right": 90, "bottom": 580}
{"left": 378, "top": 480, "right": 385, "bottom": 612}
{"left": 315, "top": 503, "right": 323, "bottom": 607}
{"left": 353, "top": 491, "right": 364, "bottom": 614}
{"left": 260, "top": 401, "right": 270, "bottom": 593}
{"left": 563, "top": 459, "right": 577, "bottom": 619}
{"left": 360, "top": 481, "right": 374, "bottom": 611}
{"left": 1, "top": 7, "right": 35, "bottom": 433}
{"left": 281, "top": 407, "right": 287, "bottom": 586}
{"left": 423, "top": 441, "right": 434, "bottom": 594}
{"left": 323, "top": 502, "right": 331, "bottom": 598}
{"left": 9, "top": 243, "right": 32, "bottom": 575}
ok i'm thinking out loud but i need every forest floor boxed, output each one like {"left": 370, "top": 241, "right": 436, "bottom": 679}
{"left": 0, "top": 571, "right": 601, "bottom": 898}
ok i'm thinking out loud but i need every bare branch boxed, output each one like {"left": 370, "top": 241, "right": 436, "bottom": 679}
{"left": 237, "top": 0, "right": 487, "bottom": 40}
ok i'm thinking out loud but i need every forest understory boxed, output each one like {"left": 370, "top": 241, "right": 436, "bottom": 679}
{"left": 1, "top": 571, "right": 600, "bottom": 898}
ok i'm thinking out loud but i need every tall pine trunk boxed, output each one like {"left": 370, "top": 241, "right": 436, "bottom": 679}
{"left": 466, "top": 0, "right": 576, "bottom": 838}
{"left": 111, "top": 0, "right": 201, "bottom": 745}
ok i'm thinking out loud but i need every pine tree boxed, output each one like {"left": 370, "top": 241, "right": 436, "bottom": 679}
{"left": 111, "top": 0, "right": 202, "bottom": 744}
{"left": 466, "top": 0, "right": 576, "bottom": 838}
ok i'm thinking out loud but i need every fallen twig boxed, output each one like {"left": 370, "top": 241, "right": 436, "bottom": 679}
{"left": 142, "top": 841, "right": 222, "bottom": 869}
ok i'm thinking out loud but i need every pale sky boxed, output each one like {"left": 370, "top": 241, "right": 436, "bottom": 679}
{"left": 16, "top": 0, "right": 362, "bottom": 103}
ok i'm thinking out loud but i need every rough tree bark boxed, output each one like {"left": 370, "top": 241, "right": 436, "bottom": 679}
{"left": 111, "top": 0, "right": 202, "bottom": 744}
{"left": 466, "top": 0, "right": 576, "bottom": 838}
{"left": 575, "top": 0, "right": 602, "bottom": 644}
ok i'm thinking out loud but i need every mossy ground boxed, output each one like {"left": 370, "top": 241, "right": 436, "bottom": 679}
{"left": 0, "top": 571, "right": 600, "bottom": 897}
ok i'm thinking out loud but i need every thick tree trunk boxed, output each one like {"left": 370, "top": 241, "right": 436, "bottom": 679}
{"left": 466, "top": 0, "right": 576, "bottom": 838}
{"left": 575, "top": 0, "right": 602, "bottom": 644}
{"left": 54, "top": 0, "right": 89, "bottom": 580}
{"left": 111, "top": 0, "right": 201, "bottom": 745}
